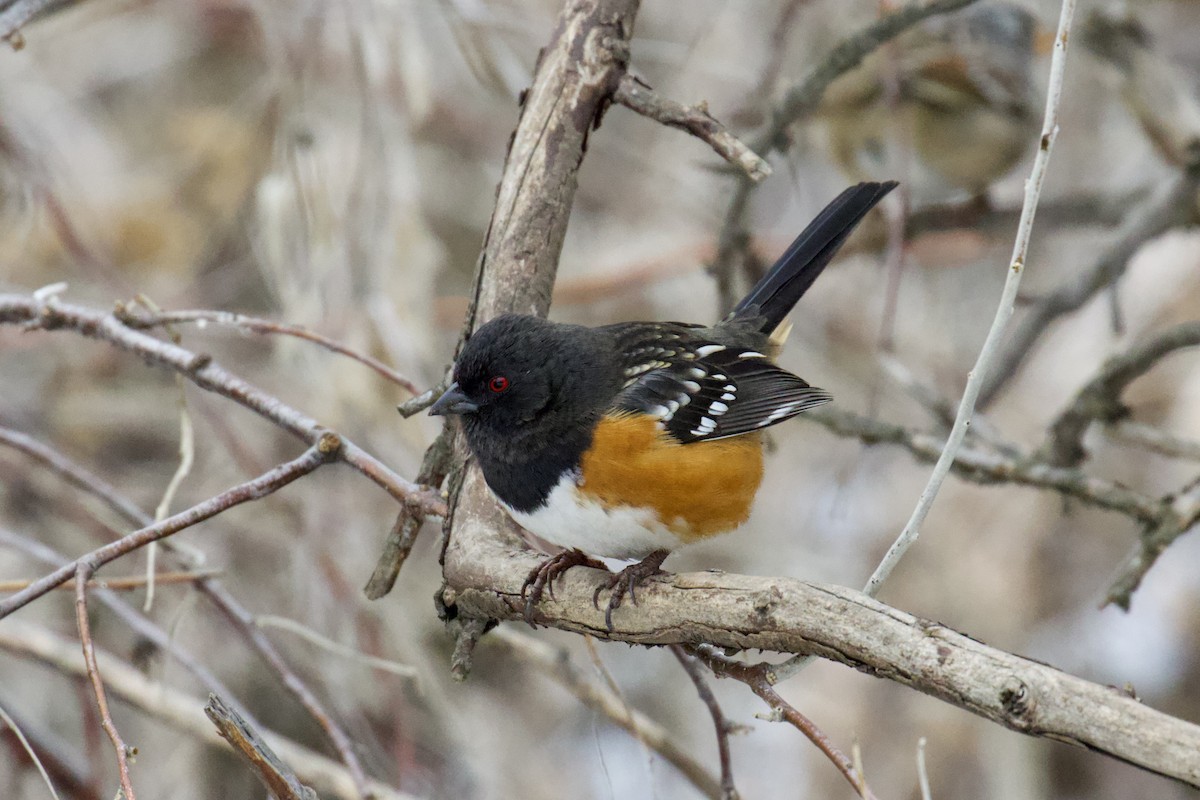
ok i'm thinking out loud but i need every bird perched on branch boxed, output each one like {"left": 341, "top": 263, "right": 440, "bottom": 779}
{"left": 818, "top": 3, "right": 1039, "bottom": 200}
{"left": 430, "top": 181, "right": 896, "bottom": 628}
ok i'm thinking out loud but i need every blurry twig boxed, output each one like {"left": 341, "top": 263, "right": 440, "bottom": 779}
{"left": 693, "top": 645, "right": 877, "bottom": 800}
{"left": 917, "top": 737, "right": 932, "bottom": 800}
{"left": 365, "top": 426, "right": 453, "bottom": 598}
{"left": 1080, "top": 9, "right": 1200, "bottom": 167}
{"left": 489, "top": 628, "right": 723, "bottom": 800}
{"left": 205, "top": 694, "right": 319, "bottom": 800}
{"left": 1107, "top": 478, "right": 1200, "bottom": 610}
{"left": 1107, "top": 419, "right": 1200, "bottom": 463}
{"left": 0, "top": 294, "right": 445, "bottom": 515}
{"left": 0, "top": 0, "right": 75, "bottom": 45}
{"left": 115, "top": 305, "right": 420, "bottom": 395}
{"left": 1042, "top": 322, "right": 1200, "bottom": 467}
{"left": 256, "top": 615, "right": 420, "bottom": 682}
{"left": 863, "top": 0, "right": 1076, "bottom": 597}
{"left": 0, "top": 698, "right": 62, "bottom": 800}
{"left": 0, "top": 445, "right": 331, "bottom": 618}
{"left": 614, "top": 74, "right": 771, "bottom": 182}
{"left": 0, "top": 529, "right": 257, "bottom": 726}
{"left": 712, "top": 0, "right": 979, "bottom": 311}
{"left": 75, "top": 563, "right": 137, "bottom": 800}
{"left": 0, "top": 568, "right": 220, "bottom": 592}
{"left": 0, "top": 430, "right": 369, "bottom": 785}
{"left": 0, "top": 618, "right": 414, "bottom": 800}
{"left": 671, "top": 646, "right": 740, "bottom": 800}
{"left": 978, "top": 152, "right": 1200, "bottom": 409}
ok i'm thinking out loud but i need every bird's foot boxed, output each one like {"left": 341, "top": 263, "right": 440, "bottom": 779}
{"left": 521, "top": 549, "right": 608, "bottom": 626}
{"left": 593, "top": 549, "right": 670, "bottom": 631}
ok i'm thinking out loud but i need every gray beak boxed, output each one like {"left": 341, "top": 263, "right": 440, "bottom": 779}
{"left": 428, "top": 382, "right": 480, "bottom": 416}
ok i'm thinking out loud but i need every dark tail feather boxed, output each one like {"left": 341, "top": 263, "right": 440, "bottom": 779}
{"left": 729, "top": 180, "right": 897, "bottom": 334}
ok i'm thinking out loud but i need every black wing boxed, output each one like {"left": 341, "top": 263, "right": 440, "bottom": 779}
{"left": 604, "top": 323, "right": 831, "bottom": 444}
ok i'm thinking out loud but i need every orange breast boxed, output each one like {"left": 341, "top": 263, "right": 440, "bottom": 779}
{"left": 578, "top": 413, "right": 764, "bottom": 542}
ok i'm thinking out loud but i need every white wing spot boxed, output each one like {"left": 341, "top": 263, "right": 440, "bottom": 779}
{"left": 723, "top": 384, "right": 736, "bottom": 392}
{"left": 687, "top": 367, "right": 706, "bottom": 379}
{"left": 711, "top": 374, "right": 727, "bottom": 381}
{"left": 739, "top": 351, "right": 766, "bottom": 359}
{"left": 647, "top": 404, "right": 670, "bottom": 419}
{"left": 708, "top": 401, "right": 729, "bottom": 415}
{"left": 682, "top": 380, "right": 701, "bottom": 393}
{"left": 720, "top": 392, "right": 735, "bottom": 402}
{"left": 695, "top": 344, "right": 726, "bottom": 357}
{"left": 758, "top": 401, "right": 805, "bottom": 427}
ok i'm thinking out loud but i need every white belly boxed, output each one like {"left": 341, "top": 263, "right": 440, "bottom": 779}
{"left": 502, "top": 472, "right": 684, "bottom": 560}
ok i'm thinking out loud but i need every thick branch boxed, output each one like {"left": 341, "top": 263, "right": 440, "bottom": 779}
{"left": 443, "top": 486, "right": 1200, "bottom": 787}
{"left": 205, "top": 694, "right": 319, "bottom": 800}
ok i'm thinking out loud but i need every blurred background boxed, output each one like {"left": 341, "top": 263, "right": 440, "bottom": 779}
{"left": 1, "top": 0, "right": 1199, "bottom": 798}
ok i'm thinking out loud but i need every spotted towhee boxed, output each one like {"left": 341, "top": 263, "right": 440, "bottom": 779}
{"left": 431, "top": 181, "right": 896, "bottom": 627}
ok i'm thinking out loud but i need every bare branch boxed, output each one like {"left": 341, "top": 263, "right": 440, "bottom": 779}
{"left": 978, "top": 163, "right": 1200, "bottom": 407}
{"left": 694, "top": 646, "right": 877, "bottom": 800}
{"left": 488, "top": 628, "right": 723, "bottom": 800}
{"left": 0, "top": 430, "right": 372, "bottom": 787}
{"left": 0, "top": 618, "right": 415, "bottom": 800}
{"left": 75, "top": 564, "right": 137, "bottom": 800}
{"left": 808, "top": 406, "right": 1162, "bottom": 523}
{"left": 1042, "top": 322, "right": 1200, "bottom": 466}
{"left": 712, "top": 0, "right": 980, "bottom": 309}
{"left": 1107, "top": 479, "right": 1200, "bottom": 609}
{"left": 0, "top": 0, "right": 72, "bottom": 44}
{"left": 670, "top": 646, "right": 739, "bottom": 800}
{"left": 614, "top": 74, "right": 771, "bottom": 181}
{"left": 0, "top": 568, "right": 220, "bottom": 592}
{"left": 444, "top": 531, "right": 1200, "bottom": 787}
{"left": 115, "top": 304, "right": 421, "bottom": 395}
{"left": 205, "top": 694, "right": 319, "bottom": 800}
{"left": 1106, "top": 419, "right": 1200, "bottom": 463}
{"left": 0, "top": 294, "right": 445, "bottom": 515}
{"left": 0, "top": 445, "right": 329, "bottom": 618}
{"left": 0, "top": 698, "right": 63, "bottom": 800}
{"left": 865, "top": 0, "right": 1077, "bottom": 595}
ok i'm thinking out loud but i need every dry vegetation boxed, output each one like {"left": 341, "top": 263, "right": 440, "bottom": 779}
{"left": 1, "top": 1, "right": 1200, "bottom": 799}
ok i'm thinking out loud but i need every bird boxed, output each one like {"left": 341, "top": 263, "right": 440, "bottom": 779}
{"left": 818, "top": 3, "right": 1039, "bottom": 200}
{"left": 430, "top": 181, "right": 897, "bottom": 628}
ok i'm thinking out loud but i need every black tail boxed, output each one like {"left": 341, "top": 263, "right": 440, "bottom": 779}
{"left": 730, "top": 180, "right": 897, "bottom": 333}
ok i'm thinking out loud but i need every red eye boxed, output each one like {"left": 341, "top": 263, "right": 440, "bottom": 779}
{"left": 488, "top": 376, "right": 509, "bottom": 393}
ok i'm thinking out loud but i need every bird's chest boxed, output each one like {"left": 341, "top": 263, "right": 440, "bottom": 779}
{"left": 499, "top": 414, "right": 765, "bottom": 560}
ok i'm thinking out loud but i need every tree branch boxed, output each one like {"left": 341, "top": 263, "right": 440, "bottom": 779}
{"left": 614, "top": 74, "right": 771, "bottom": 181}
{"left": 443, "top": 522, "right": 1200, "bottom": 787}
{"left": 1042, "top": 322, "right": 1200, "bottom": 467}
{"left": 205, "top": 694, "right": 319, "bottom": 800}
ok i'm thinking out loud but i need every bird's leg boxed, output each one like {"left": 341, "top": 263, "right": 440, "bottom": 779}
{"left": 593, "top": 549, "right": 670, "bottom": 630}
{"left": 521, "top": 549, "right": 608, "bottom": 626}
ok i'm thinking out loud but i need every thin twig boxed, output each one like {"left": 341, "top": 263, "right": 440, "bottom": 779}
{"left": 694, "top": 646, "right": 878, "bottom": 800}
{"left": 0, "top": 444, "right": 330, "bottom": 618}
{"left": 0, "top": 698, "right": 62, "bottom": 800}
{"left": 256, "top": 615, "right": 420, "bottom": 682}
{"left": 978, "top": 163, "right": 1200, "bottom": 407}
{"left": 670, "top": 646, "right": 739, "bottom": 800}
{"left": 0, "top": 431, "right": 373, "bottom": 792}
{"left": 0, "top": 618, "right": 414, "bottom": 800}
{"left": 1107, "top": 478, "right": 1200, "bottom": 609}
{"left": 146, "top": 366, "right": 195, "bottom": 613}
{"left": 114, "top": 305, "right": 420, "bottom": 395}
{"left": 916, "top": 737, "right": 932, "bottom": 800}
{"left": 863, "top": 0, "right": 1077, "bottom": 597}
{"left": 614, "top": 74, "right": 771, "bottom": 181}
{"left": 1041, "top": 322, "right": 1200, "bottom": 466}
{"left": 75, "top": 563, "right": 137, "bottom": 800}
{"left": 0, "top": 568, "right": 221, "bottom": 592}
{"left": 205, "top": 694, "right": 319, "bottom": 800}
{"left": 1106, "top": 419, "right": 1200, "bottom": 463}
{"left": 711, "top": 0, "right": 980, "bottom": 308}
{"left": 0, "top": 294, "right": 445, "bottom": 515}
{"left": 488, "top": 628, "right": 723, "bottom": 800}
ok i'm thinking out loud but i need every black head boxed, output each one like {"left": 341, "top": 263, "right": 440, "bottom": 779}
{"left": 429, "top": 314, "right": 623, "bottom": 510}
{"left": 430, "top": 314, "right": 620, "bottom": 439}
